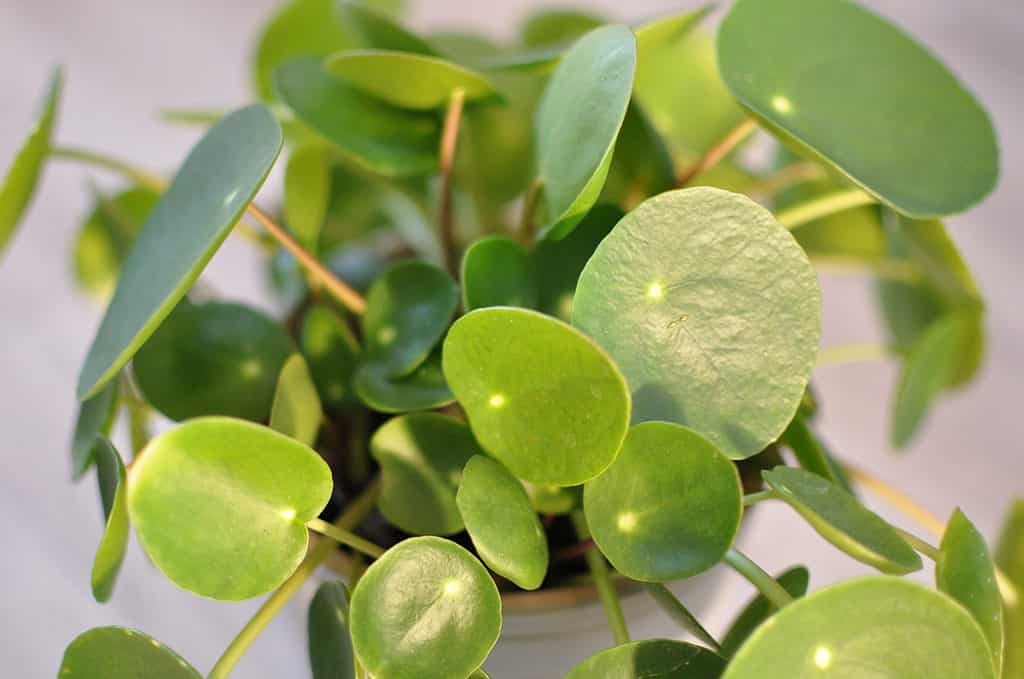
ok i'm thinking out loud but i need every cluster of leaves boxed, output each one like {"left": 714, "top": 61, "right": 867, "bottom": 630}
{"left": 1, "top": 1, "right": 1019, "bottom": 678}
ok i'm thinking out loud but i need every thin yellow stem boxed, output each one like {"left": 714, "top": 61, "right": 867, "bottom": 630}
{"left": 677, "top": 117, "right": 758, "bottom": 187}
{"left": 437, "top": 87, "right": 466, "bottom": 275}
{"left": 816, "top": 343, "right": 892, "bottom": 367}
{"left": 746, "top": 161, "right": 826, "bottom": 202}
{"left": 306, "top": 517, "right": 385, "bottom": 559}
{"left": 776, "top": 189, "right": 877, "bottom": 230}
{"left": 811, "top": 256, "right": 921, "bottom": 282}
{"left": 50, "top": 146, "right": 166, "bottom": 192}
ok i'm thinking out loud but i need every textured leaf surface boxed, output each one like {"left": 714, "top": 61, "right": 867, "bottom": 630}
{"left": 59, "top": 627, "right": 202, "bottom": 679}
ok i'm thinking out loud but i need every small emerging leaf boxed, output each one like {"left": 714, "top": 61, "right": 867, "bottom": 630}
{"left": 270, "top": 353, "right": 323, "bottom": 447}
{"left": 284, "top": 144, "right": 331, "bottom": 252}
{"left": 90, "top": 438, "right": 130, "bottom": 603}
{"left": 308, "top": 581, "right": 355, "bottom": 679}
{"left": 996, "top": 500, "right": 1024, "bottom": 679}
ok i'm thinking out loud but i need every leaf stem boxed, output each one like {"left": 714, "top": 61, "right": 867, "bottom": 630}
{"left": 746, "top": 161, "right": 826, "bottom": 202}
{"left": 723, "top": 548, "right": 794, "bottom": 610}
{"left": 811, "top": 257, "right": 921, "bottom": 282}
{"left": 816, "top": 343, "right": 893, "bottom": 367}
{"left": 207, "top": 478, "right": 381, "bottom": 679}
{"left": 893, "top": 527, "right": 942, "bottom": 561}
{"left": 49, "top": 146, "right": 167, "bottom": 192}
{"left": 743, "top": 489, "right": 778, "bottom": 507}
{"left": 643, "top": 583, "right": 721, "bottom": 652}
{"left": 676, "top": 117, "right": 758, "bottom": 187}
{"left": 571, "top": 511, "right": 629, "bottom": 645}
{"left": 518, "top": 178, "right": 543, "bottom": 245}
{"left": 775, "top": 189, "right": 878, "bottom": 230}
{"left": 305, "top": 517, "right": 385, "bottom": 559}
{"left": 437, "top": 87, "right": 466, "bottom": 275}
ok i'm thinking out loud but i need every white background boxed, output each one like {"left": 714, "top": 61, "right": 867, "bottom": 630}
{"left": 1, "top": 1, "right": 1020, "bottom": 676}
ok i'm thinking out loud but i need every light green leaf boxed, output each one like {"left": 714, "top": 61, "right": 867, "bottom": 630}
{"left": 270, "top": 353, "right": 323, "bottom": 447}
{"left": 573, "top": 188, "right": 820, "bottom": 460}
{"left": 520, "top": 9, "right": 604, "bottom": 47}
{"left": 633, "top": 7, "right": 712, "bottom": 61}
{"left": 461, "top": 237, "right": 535, "bottom": 311}
{"left": 762, "top": 466, "right": 922, "bottom": 574}
{"left": 566, "top": 639, "right": 725, "bottom": 679}
{"left": 127, "top": 417, "right": 332, "bottom": 600}
{"left": 720, "top": 566, "right": 810, "bottom": 659}
{"left": 308, "top": 581, "right": 355, "bottom": 679}
{"left": 336, "top": 0, "right": 436, "bottom": 55}
{"left": 521, "top": 481, "right": 578, "bottom": 516}
{"left": 354, "top": 347, "right": 454, "bottom": 413}
{"left": 300, "top": 304, "right": 361, "bottom": 409}
{"left": 718, "top": 0, "right": 998, "bottom": 217}
{"left": 284, "top": 144, "right": 331, "bottom": 252}
{"left": 70, "top": 379, "right": 119, "bottom": 480}
{"left": 996, "top": 500, "right": 1024, "bottom": 679}
{"left": 59, "top": 627, "right": 202, "bottom": 679}
{"left": 76, "top": 105, "right": 282, "bottom": 400}
{"left": 349, "top": 537, "right": 501, "bottom": 679}
{"left": 443, "top": 307, "right": 631, "bottom": 486}
{"left": 90, "top": 437, "right": 129, "bottom": 603}
{"left": 722, "top": 577, "right": 995, "bottom": 679}
{"left": 584, "top": 422, "right": 742, "bottom": 582}
{"left": 457, "top": 455, "right": 548, "bottom": 590}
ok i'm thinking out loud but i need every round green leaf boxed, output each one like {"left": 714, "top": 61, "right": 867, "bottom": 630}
{"left": 362, "top": 260, "right": 458, "bottom": 377}
{"left": 457, "top": 455, "right": 548, "bottom": 590}
{"left": 566, "top": 639, "right": 725, "bottom": 679}
{"left": 91, "top": 437, "right": 129, "bottom": 603}
{"left": 336, "top": 0, "right": 436, "bottom": 55}
{"left": 59, "top": 627, "right": 202, "bottom": 679}
{"left": 127, "top": 417, "right": 332, "bottom": 600}
{"left": 938, "top": 509, "right": 1003, "bottom": 675}
{"left": 535, "top": 24, "right": 636, "bottom": 240}
{"left": 324, "top": 50, "right": 497, "bottom": 110}
{"left": 996, "top": 500, "right": 1024, "bottom": 679}
{"left": 354, "top": 347, "right": 454, "bottom": 414}
{"left": 718, "top": 0, "right": 998, "bottom": 218}
{"left": 722, "top": 577, "right": 996, "bottom": 679}
{"left": 573, "top": 187, "right": 821, "bottom": 460}
{"left": 270, "top": 353, "right": 323, "bottom": 447}
{"left": 720, "top": 566, "right": 810, "bottom": 658}
{"left": 300, "top": 304, "right": 361, "bottom": 409}
{"left": 0, "top": 67, "right": 61, "bottom": 258}
{"left": 76, "top": 105, "right": 283, "bottom": 400}
{"left": 443, "top": 307, "right": 631, "bottom": 486}
{"left": 134, "top": 301, "right": 294, "bottom": 422}
{"left": 349, "top": 537, "right": 501, "bottom": 679}
{"left": 584, "top": 422, "right": 742, "bottom": 582}
{"left": 274, "top": 57, "right": 439, "bottom": 177}
{"left": 370, "top": 413, "right": 482, "bottom": 536}
{"left": 309, "top": 581, "right": 355, "bottom": 679}
{"left": 70, "top": 379, "right": 119, "bottom": 480}
{"left": 762, "top": 466, "right": 922, "bottom": 574}
{"left": 461, "top": 237, "right": 535, "bottom": 311}
{"left": 284, "top": 144, "right": 331, "bottom": 252}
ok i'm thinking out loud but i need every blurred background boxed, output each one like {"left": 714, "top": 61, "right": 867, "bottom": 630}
{"left": 1, "top": 0, "right": 1019, "bottom": 676}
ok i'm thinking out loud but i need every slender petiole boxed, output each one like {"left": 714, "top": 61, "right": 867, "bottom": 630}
{"left": 643, "top": 582, "right": 722, "bottom": 653}
{"left": 775, "top": 188, "right": 878, "bottom": 230}
{"left": 571, "top": 511, "right": 630, "bottom": 645}
{"left": 50, "top": 145, "right": 166, "bottom": 192}
{"left": 816, "top": 343, "right": 892, "bottom": 368}
{"left": 306, "top": 517, "right": 385, "bottom": 559}
{"left": 677, "top": 117, "right": 758, "bottom": 187}
{"left": 437, "top": 87, "right": 466, "bottom": 275}
{"left": 518, "top": 178, "right": 543, "bottom": 245}
{"left": 723, "top": 547, "right": 794, "bottom": 610}
{"left": 743, "top": 489, "right": 778, "bottom": 507}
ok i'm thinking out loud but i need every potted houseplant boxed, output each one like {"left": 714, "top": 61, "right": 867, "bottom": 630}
{"left": 2, "top": 0, "right": 1020, "bottom": 677}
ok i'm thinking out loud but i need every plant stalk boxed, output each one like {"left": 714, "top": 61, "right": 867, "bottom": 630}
{"left": 743, "top": 489, "right": 778, "bottom": 507}
{"left": 571, "top": 511, "right": 629, "bottom": 645}
{"left": 437, "top": 87, "right": 466, "bottom": 275}
{"left": 723, "top": 548, "right": 794, "bottom": 610}
{"left": 518, "top": 178, "right": 543, "bottom": 245}
{"left": 746, "top": 161, "right": 825, "bottom": 202}
{"left": 305, "top": 517, "right": 385, "bottom": 559}
{"left": 643, "top": 583, "right": 721, "bottom": 652}
{"left": 775, "top": 189, "right": 878, "bottom": 230}
{"left": 816, "top": 343, "right": 892, "bottom": 368}
{"left": 676, "top": 117, "right": 758, "bottom": 187}
{"left": 811, "top": 257, "right": 920, "bottom": 282}
{"left": 49, "top": 146, "right": 167, "bottom": 192}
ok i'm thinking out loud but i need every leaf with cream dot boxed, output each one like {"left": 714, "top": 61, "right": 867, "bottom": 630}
{"left": 59, "top": 627, "right": 202, "bottom": 679}
{"left": 127, "top": 417, "right": 332, "bottom": 600}
{"left": 269, "top": 353, "right": 323, "bottom": 447}
{"left": 354, "top": 347, "right": 454, "bottom": 414}
{"left": 443, "top": 307, "right": 630, "bottom": 486}
{"left": 461, "top": 237, "right": 535, "bottom": 311}
{"left": 90, "top": 437, "right": 129, "bottom": 603}
{"left": 584, "top": 422, "right": 742, "bottom": 582}
{"left": 349, "top": 537, "right": 501, "bottom": 679}
{"left": 566, "top": 639, "right": 725, "bottom": 679}
{"left": 300, "top": 304, "right": 361, "bottom": 410}
{"left": 308, "top": 581, "right": 355, "bottom": 679}
{"left": 720, "top": 566, "right": 810, "bottom": 658}
{"left": 70, "top": 379, "right": 118, "bottom": 480}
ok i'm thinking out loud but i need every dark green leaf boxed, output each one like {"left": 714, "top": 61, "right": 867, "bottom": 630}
{"left": 308, "top": 581, "right": 355, "bottom": 679}
{"left": 270, "top": 353, "right": 323, "bottom": 446}
{"left": 461, "top": 237, "right": 535, "bottom": 311}
{"left": 70, "top": 379, "right": 118, "bottom": 480}
{"left": 354, "top": 346, "right": 454, "bottom": 413}
{"left": 91, "top": 437, "right": 129, "bottom": 603}
{"left": 300, "top": 304, "right": 361, "bottom": 409}
{"left": 600, "top": 102, "right": 675, "bottom": 210}
{"left": 59, "top": 627, "right": 202, "bottom": 679}
{"left": 566, "top": 639, "right": 725, "bottom": 679}
{"left": 719, "top": 566, "right": 809, "bottom": 658}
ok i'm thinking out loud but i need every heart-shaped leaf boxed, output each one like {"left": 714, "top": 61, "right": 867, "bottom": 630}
{"left": 720, "top": 566, "right": 810, "bottom": 658}
{"left": 584, "top": 422, "right": 742, "bottom": 582}
{"left": 324, "top": 50, "right": 497, "bottom": 110}
{"left": 370, "top": 413, "right": 482, "bottom": 536}
{"left": 573, "top": 188, "right": 821, "bottom": 460}
{"left": 59, "top": 627, "right": 202, "bottom": 679}
{"left": 300, "top": 304, "right": 361, "bottom": 409}
{"left": 76, "top": 105, "right": 283, "bottom": 400}
{"left": 722, "top": 577, "right": 995, "bottom": 679}
{"left": 91, "top": 437, "right": 129, "bottom": 603}
{"left": 0, "top": 67, "right": 61, "bottom": 258}
{"left": 996, "top": 500, "right": 1024, "bottom": 679}
{"left": 461, "top": 237, "right": 535, "bottom": 311}
{"left": 274, "top": 57, "right": 439, "bottom": 177}
{"left": 270, "top": 353, "right": 323, "bottom": 447}
{"left": 718, "top": 0, "right": 998, "bottom": 218}
{"left": 443, "top": 307, "right": 631, "bottom": 486}
{"left": 127, "top": 417, "right": 332, "bottom": 600}
{"left": 284, "top": 144, "right": 331, "bottom": 252}
{"left": 535, "top": 25, "right": 636, "bottom": 240}
{"left": 457, "top": 455, "right": 548, "bottom": 590}
{"left": 938, "top": 509, "right": 1003, "bottom": 675}
{"left": 309, "top": 581, "right": 355, "bottom": 679}
{"left": 349, "top": 537, "right": 501, "bottom": 679}
{"left": 566, "top": 639, "right": 725, "bottom": 679}
{"left": 354, "top": 348, "right": 454, "bottom": 414}
{"left": 762, "top": 466, "right": 922, "bottom": 574}
{"left": 133, "top": 301, "right": 294, "bottom": 422}
{"left": 336, "top": 0, "right": 436, "bottom": 55}
{"left": 70, "top": 379, "right": 119, "bottom": 480}
{"left": 779, "top": 412, "right": 853, "bottom": 493}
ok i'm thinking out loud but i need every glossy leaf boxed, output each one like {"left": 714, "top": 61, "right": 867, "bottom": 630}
{"left": 59, "top": 627, "right": 202, "bottom": 679}
{"left": 362, "top": 260, "right": 457, "bottom": 377}
{"left": 461, "top": 237, "right": 535, "bottom": 311}
{"left": 0, "top": 67, "right": 61, "bottom": 257}
{"left": 718, "top": 0, "right": 998, "bottom": 217}
{"left": 127, "top": 417, "right": 332, "bottom": 600}
{"left": 573, "top": 188, "right": 821, "bottom": 460}
{"left": 324, "top": 50, "right": 496, "bottom": 110}
{"left": 91, "top": 437, "right": 129, "bottom": 603}
{"left": 349, "top": 537, "right": 501, "bottom": 679}
{"left": 584, "top": 422, "right": 742, "bottom": 582}
{"left": 719, "top": 566, "right": 810, "bottom": 658}
{"left": 535, "top": 25, "right": 636, "bottom": 240}
{"left": 70, "top": 379, "right": 118, "bottom": 480}
{"left": 566, "top": 639, "right": 725, "bottom": 679}
{"left": 336, "top": 0, "right": 436, "bottom": 55}
{"left": 300, "top": 304, "right": 361, "bottom": 409}
{"left": 938, "top": 509, "right": 1003, "bottom": 674}
{"left": 309, "top": 581, "right": 355, "bottom": 679}
{"left": 133, "top": 301, "right": 294, "bottom": 422}
{"left": 457, "top": 455, "right": 548, "bottom": 590}
{"left": 996, "top": 500, "right": 1024, "bottom": 679}
{"left": 722, "top": 577, "right": 995, "bottom": 679}
{"left": 443, "top": 307, "right": 631, "bottom": 486}
{"left": 270, "top": 353, "right": 323, "bottom": 447}
{"left": 780, "top": 412, "right": 853, "bottom": 493}
{"left": 284, "top": 144, "right": 331, "bottom": 252}
{"left": 354, "top": 347, "right": 454, "bottom": 413}
{"left": 763, "top": 466, "right": 922, "bottom": 574}
{"left": 76, "top": 105, "right": 282, "bottom": 400}
{"left": 369, "top": 413, "right": 482, "bottom": 536}
{"left": 274, "top": 57, "right": 439, "bottom": 177}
